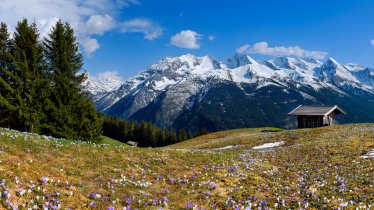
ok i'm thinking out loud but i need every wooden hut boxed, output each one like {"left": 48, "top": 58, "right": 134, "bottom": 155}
{"left": 126, "top": 141, "right": 138, "bottom": 147}
{"left": 288, "top": 105, "right": 346, "bottom": 128}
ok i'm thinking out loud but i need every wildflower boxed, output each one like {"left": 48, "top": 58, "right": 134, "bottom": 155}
{"left": 186, "top": 202, "right": 193, "bottom": 209}
{"left": 42, "top": 177, "right": 48, "bottom": 185}
{"left": 0, "top": 179, "right": 6, "bottom": 188}
{"left": 126, "top": 197, "right": 133, "bottom": 205}
{"left": 90, "top": 201, "right": 96, "bottom": 207}
{"left": 340, "top": 202, "right": 348, "bottom": 208}
{"left": 161, "top": 196, "right": 169, "bottom": 203}
{"left": 259, "top": 201, "right": 267, "bottom": 206}
{"left": 89, "top": 192, "right": 95, "bottom": 198}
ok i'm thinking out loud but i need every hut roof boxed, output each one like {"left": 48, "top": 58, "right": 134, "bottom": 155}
{"left": 288, "top": 105, "right": 346, "bottom": 116}
{"left": 126, "top": 141, "right": 138, "bottom": 146}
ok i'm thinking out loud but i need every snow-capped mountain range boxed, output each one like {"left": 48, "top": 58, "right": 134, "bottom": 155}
{"left": 85, "top": 54, "right": 374, "bottom": 130}
{"left": 83, "top": 75, "right": 123, "bottom": 101}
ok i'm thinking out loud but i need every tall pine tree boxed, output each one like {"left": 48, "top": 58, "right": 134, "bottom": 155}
{"left": 11, "top": 19, "right": 48, "bottom": 132}
{"left": 43, "top": 20, "right": 102, "bottom": 141}
{"left": 0, "top": 22, "right": 21, "bottom": 128}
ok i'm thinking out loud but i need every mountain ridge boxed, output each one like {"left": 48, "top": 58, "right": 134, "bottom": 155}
{"left": 85, "top": 53, "right": 374, "bottom": 131}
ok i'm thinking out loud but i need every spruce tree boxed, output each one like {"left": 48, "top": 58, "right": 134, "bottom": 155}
{"left": 0, "top": 22, "right": 21, "bottom": 128}
{"left": 43, "top": 20, "right": 102, "bottom": 141}
{"left": 178, "top": 128, "right": 187, "bottom": 142}
{"left": 11, "top": 19, "right": 48, "bottom": 132}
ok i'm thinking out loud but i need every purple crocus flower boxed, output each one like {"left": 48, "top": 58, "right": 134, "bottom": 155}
{"left": 0, "top": 179, "right": 5, "bottom": 188}
{"left": 126, "top": 197, "right": 133, "bottom": 205}
{"left": 89, "top": 192, "right": 95, "bottom": 198}
{"left": 90, "top": 201, "right": 96, "bottom": 207}
{"left": 186, "top": 202, "right": 193, "bottom": 209}
{"left": 42, "top": 177, "right": 47, "bottom": 185}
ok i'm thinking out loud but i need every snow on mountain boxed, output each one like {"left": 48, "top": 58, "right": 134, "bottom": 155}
{"left": 345, "top": 63, "right": 365, "bottom": 72}
{"left": 100, "top": 54, "right": 231, "bottom": 116}
{"left": 224, "top": 53, "right": 256, "bottom": 68}
{"left": 351, "top": 68, "right": 374, "bottom": 87}
{"left": 86, "top": 54, "right": 374, "bottom": 118}
{"left": 83, "top": 53, "right": 374, "bottom": 131}
{"left": 227, "top": 54, "right": 280, "bottom": 86}
{"left": 316, "top": 58, "right": 358, "bottom": 82}
{"left": 261, "top": 57, "right": 322, "bottom": 90}
{"left": 84, "top": 76, "right": 123, "bottom": 98}
{"left": 312, "top": 57, "right": 374, "bottom": 94}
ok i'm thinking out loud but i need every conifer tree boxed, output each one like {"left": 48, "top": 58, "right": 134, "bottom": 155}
{"left": 0, "top": 22, "right": 21, "bottom": 127}
{"left": 178, "top": 128, "right": 187, "bottom": 142}
{"left": 11, "top": 19, "right": 48, "bottom": 132}
{"left": 43, "top": 20, "right": 102, "bottom": 141}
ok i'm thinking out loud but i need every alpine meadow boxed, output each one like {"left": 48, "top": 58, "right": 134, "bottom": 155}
{"left": 1, "top": 0, "right": 374, "bottom": 209}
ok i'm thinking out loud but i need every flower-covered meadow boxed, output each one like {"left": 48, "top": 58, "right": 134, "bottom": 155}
{"left": 0, "top": 124, "right": 373, "bottom": 209}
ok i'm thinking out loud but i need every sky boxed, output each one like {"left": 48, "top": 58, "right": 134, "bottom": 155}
{"left": 1, "top": 0, "right": 374, "bottom": 81}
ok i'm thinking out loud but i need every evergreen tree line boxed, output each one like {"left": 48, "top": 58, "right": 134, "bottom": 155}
{"left": 0, "top": 19, "right": 102, "bottom": 142}
{"left": 102, "top": 116, "right": 210, "bottom": 147}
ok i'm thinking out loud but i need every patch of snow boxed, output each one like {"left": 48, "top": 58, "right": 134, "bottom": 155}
{"left": 212, "top": 145, "right": 237, "bottom": 150}
{"left": 84, "top": 77, "right": 123, "bottom": 96}
{"left": 256, "top": 81, "right": 282, "bottom": 89}
{"left": 361, "top": 149, "right": 374, "bottom": 159}
{"left": 298, "top": 91, "right": 316, "bottom": 100}
{"left": 224, "top": 54, "right": 254, "bottom": 69}
{"left": 153, "top": 77, "right": 178, "bottom": 90}
{"left": 253, "top": 141, "right": 284, "bottom": 150}
{"left": 186, "top": 96, "right": 195, "bottom": 110}
{"left": 345, "top": 63, "right": 365, "bottom": 72}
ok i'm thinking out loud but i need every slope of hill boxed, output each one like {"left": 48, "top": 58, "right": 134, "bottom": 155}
{"left": 100, "top": 135, "right": 128, "bottom": 146}
{"left": 0, "top": 124, "right": 373, "bottom": 209}
{"left": 87, "top": 54, "right": 374, "bottom": 131}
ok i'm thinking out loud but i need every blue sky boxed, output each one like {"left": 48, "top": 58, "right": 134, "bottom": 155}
{"left": 1, "top": 0, "right": 374, "bottom": 80}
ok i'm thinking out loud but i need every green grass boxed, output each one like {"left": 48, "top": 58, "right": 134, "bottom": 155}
{"left": 167, "top": 127, "right": 284, "bottom": 149}
{"left": 100, "top": 135, "right": 128, "bottom": 146}
{"left": 0, "top": 124, "right": 373, "bottom": 209}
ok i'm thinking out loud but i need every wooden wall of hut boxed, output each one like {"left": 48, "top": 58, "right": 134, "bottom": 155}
{"left": 297, "top": 115, "right": 324, "bottom": 128}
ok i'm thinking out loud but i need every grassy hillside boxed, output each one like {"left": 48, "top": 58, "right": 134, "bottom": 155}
{"left": 0, "top": 124, "right": 373, "bottom": 209}
{"left": 100, "top": 135, "right": 128, "bottom": 146}
{"left": 167, "top": 127, "right": 283, "bottom": 149}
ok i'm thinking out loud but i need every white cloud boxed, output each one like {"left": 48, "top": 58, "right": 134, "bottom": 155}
{"left": 0, "top": 0, "right": 152, "bottom": 56}
{"left": 371, "top": 39, "right": 374, "bottom": 46}
{"left": 85, "top": 15, "right": 115, "bottom": 35}
{"left": 208, "top": 35, "right": 215, "bottom": 41}
{"left": 121, "top": 18, "right": 163, "bottom": 40}
{"left": 237, "top": 42, "right": 327, "bottom": 59}
{"left": 38, "top": 17, "right": 60, "bottom": 38}
{"left": 170, "top": 30, "right": 202, "bottom": 49}
{"left": 90, "top": 70, "right": 123, "bottom": 81}
{"left": 80, "top": 38, "right": 100, "bottom": 57}
{"left": 116, "top": 0, "right": 140, "bottom": 7}
{"left": 0, "top": 0, "right": 120, "bottom": 55}
{"left": 236, "top": 44, "right": 250, "bottom": 54}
